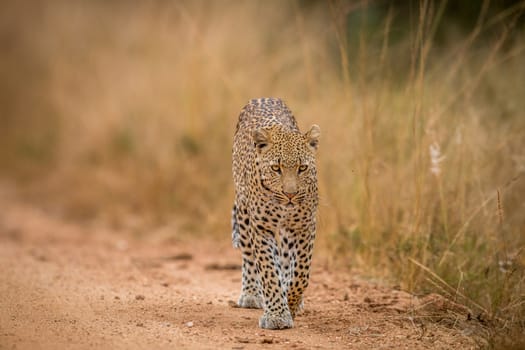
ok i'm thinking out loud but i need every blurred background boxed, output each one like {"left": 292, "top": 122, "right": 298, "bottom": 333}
{"left": 1, "top": 0, "right": 524, "bottom": 342}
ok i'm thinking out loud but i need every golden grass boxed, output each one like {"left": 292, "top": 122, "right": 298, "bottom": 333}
{"left": 1, "top": 0, "right": 524, "bottom": 345}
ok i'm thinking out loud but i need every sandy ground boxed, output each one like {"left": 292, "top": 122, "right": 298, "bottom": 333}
{"left": 0, "top": 193, "right": 484, "bottom": 349}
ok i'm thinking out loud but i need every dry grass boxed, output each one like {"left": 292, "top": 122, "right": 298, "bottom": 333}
{"left": 1, "top": 0, "right": 524, "bottom": 346}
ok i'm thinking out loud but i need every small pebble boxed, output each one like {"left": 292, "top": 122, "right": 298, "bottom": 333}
{"left": 260, "top": 338, "right": 274, "bottom": 344}
{"left": 135, "top": 294, "right": 145, "bottom": 300}
{"left": 185, "top": 321, "right": 194, "bottom": 328}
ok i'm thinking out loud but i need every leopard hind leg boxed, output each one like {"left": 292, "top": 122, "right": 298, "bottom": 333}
{"left": 233, "top": 202, "right": 263, "bottom": 308}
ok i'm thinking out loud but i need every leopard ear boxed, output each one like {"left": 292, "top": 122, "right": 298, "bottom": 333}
{"left": 252, "top": 128, "right": 272, "bottom": 154}
{"left": 305, "top": 124, "right": 320, "bottom": 152}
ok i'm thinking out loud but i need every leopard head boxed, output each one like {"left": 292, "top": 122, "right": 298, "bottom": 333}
{"left": 253, "top": 124, "right": 320, "bottom": 206}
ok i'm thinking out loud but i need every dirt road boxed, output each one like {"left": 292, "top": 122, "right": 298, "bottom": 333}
{"left": 0, "top": 194, "right": 481, "bottom": 349}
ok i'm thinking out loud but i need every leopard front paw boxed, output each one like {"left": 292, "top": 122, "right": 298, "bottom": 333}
{"left": 259, "top": 310, "right": 293, "bottom": 329}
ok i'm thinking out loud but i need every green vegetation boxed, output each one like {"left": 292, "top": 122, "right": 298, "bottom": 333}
{"left": 1, "top": 1, "right": 524, "bottom": 347}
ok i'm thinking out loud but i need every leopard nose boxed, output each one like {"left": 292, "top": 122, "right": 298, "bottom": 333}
{"left": 283, "top": 191, "right": 297, "bottom": 199}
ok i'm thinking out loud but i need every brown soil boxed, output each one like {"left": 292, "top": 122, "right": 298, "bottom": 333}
{"left": 0, "top": 192, "right": 484, "bottom": 349}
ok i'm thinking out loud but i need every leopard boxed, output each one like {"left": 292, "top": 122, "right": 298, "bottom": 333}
{"left": 231, "top": 97, "right": 320, "bottom": 329}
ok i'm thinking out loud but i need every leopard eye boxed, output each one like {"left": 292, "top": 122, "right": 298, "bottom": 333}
{"left": 271, "top": 164, "right": 281, "bottom": 172}
{"left": 298, "top": 165, "right": 308, "bottom": 173}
